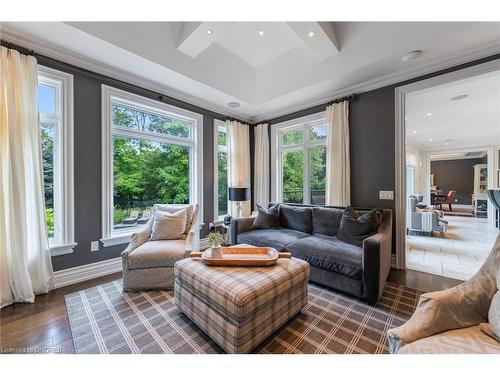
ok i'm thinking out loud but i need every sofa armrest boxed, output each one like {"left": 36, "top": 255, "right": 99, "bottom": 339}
{"left": 386, "top": 276, "right": 493, "bottom": 353}
{"left": 361, "top": 210, "right": 392, "bottom": 303}
{"left": 230, "top": 216, "right": 256, "bottom": 245}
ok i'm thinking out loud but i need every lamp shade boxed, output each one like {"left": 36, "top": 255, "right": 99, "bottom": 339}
{"left": 228, "top": 187, "right": 250, "bottom": 202}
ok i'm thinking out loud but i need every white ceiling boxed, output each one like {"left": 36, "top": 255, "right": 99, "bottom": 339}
{"left": 406, "top": 70, "right": 500, "bottom": 151}
{"left": 1, "top": 21, "right": 500, "bottom": 122}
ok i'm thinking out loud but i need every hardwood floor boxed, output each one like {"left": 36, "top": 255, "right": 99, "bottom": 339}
{"left": 0, "top": 269, "right": 462, "bottom": 354}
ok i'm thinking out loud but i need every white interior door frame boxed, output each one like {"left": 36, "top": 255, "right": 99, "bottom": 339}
{"left": 394, "top": 58, "right": 500, "bottom": 270}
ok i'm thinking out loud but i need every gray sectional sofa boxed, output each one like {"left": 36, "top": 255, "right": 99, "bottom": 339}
{"left": 230, "top": 203, "right": 392, "bottom": 303}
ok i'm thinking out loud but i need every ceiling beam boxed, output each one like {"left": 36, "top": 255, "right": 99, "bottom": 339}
{"left": 177, "top": 22, "right": 235, "bottom": 58}
{"left": 287, "top": 22, "right": 340, "bottom": 61}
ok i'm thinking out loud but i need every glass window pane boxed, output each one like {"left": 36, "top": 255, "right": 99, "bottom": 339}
{"left": 310, "top": 147, "right": 326, "bottom": 205}
{"left": 112, "top": 104, "right": 191, "bottom": 139}
{"left": 310, "top": 123, "right": 327, "bottom": 141}
{"left": 112, "top": 136, "right": 190, "bottom": 231}
{"left": 281, "top": 128, "right": 303, "bottom": 146}
{"left": 38, "top": 85, "right": 56, "bottom": 115}
{"left": 41, "top": 122, "right": 56, "bottom": 238}
{"left": 282, "top": 151, "right": 304, "bottom": 203}
{"left": 217, "top": 127, "right": 228, "bottom": 217}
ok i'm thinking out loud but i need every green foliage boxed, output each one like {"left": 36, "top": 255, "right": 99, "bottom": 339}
{"left": 41, "top": 123, "right": 54, "bottom": 208}
{"left": 207, "top": 232, "right": 224, "bottom": 248}
{"left": 111, "top": 106, "right": 192, "bottom": 224}
{"left": 45, "top": 208, "right": 54, "bottom": 238}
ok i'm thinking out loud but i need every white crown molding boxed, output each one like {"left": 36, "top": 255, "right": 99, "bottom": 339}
{"left": 252, "top": 41, "right": 500, "bottom": 123}
{"left": 2, "top": 25, "right": 500, "bottom": 125}
{"left": 52, "top": 257, "right": 122, "bottom": 289}
{"left": 0, "top": 26, "right": 253, "bottom": 123}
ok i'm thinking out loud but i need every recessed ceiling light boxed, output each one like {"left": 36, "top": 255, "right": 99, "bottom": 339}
{"left": 308, "top": 31, "right": 315, "bottom": 38}
{"left": 228, "top": 102, "right": 240, "bottom": 108}
{"left": 207, "top": 29, "right": 213, "bottom": 35}
{"left": 258, "top": 30, "right": 264, "bottom": 36}
{"left": 428, "top": 138, "right": 433, "bottom": 141}
{"left": 402, "top": 50, "right": 423, "bottom": 62}
{"left": 444, "top": 139, "right": 453, "bottom": 146}
{"left": 413, "top": 130, "right": 417, "bottom": 134}
{"left": 426, "top": 112, "right": 432, "bottom": 117}
{"left": 451, "top": 94, "right": 469, "bottom": 101}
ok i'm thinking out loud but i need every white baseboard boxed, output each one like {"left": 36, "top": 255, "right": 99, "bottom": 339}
{"left": 53, "top": 257, "right": 122, "bottom": 289}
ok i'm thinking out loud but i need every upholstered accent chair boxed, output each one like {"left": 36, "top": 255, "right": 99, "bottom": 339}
{"left": 407, "top": 196, "right": 446, "bottom": 237}
{"left": 121, "top": 204, "right": 199, "bottom": 291}
{"left": 387, "top": 234, "right": 500, "bottom": 354}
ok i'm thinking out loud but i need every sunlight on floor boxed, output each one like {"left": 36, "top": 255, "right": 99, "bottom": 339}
{"left": 406, "top": 215, "right": 498, "bottom": 280}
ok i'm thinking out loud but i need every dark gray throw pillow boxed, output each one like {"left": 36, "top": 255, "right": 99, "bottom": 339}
{"left": 337, "top": 207, "right": 381, "bottom": 247}
{"left": 251, "top": 204, "right": 280, "bottom": 230}
{"left": 279, "top": 204, "right": 313, "bottom": 234}
{"left": 312, "top": 207, "right": 344, "bottom": 236}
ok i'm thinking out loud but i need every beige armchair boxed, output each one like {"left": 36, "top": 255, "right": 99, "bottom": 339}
{"left": 121, "top": 204, "right": 199, "bottom": 291}
{"left": 387, "top": 234, "right": 500, "bottom": 354}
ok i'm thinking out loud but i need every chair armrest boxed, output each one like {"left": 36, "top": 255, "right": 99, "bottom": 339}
{"left": 387, "top": 275, "right": 493, "bottom": 353}
{"left": 184, "top": 228, "right": 197, "bottom": 255}
{"left": 121, "top": 227, "right": 150, "bottom": 260}
{"left": 230, "top": 216, "right": 256, "bottom": 245}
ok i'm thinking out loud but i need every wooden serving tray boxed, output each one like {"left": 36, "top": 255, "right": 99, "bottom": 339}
{"left": 190, "top": 247, "right": 291, "bottom": 267}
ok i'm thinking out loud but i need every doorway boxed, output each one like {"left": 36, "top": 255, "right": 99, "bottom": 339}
{"left": 395, "top": 59, "right": 500, "bottom": 280}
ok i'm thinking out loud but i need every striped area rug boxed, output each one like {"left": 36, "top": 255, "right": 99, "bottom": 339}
{"left": 64, "top": 280, "right": 421, "bottom": 354}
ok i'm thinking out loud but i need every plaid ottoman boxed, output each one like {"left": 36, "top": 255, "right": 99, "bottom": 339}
{"left": 174, "top": 255, "right": 310, "bottom": 353}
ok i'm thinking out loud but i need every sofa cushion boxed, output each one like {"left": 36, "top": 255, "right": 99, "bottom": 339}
{"left": 237, "top": 228, "right": 308, "bottom": 252}
{"left": 337, "top": 207, "right": 380, "bottom": 247}
{"left": 128, "top": 239, "right": 186, "bottom": 269}
{"left": 312, "top": 207, "right": 344, "bottom": 236}
{"left": 279, "top": 204, "right": 313, "bottom": 234}
{"left": 251, "top": 203, "right": 280, "bottom": 230}
{"left": 287, "top": 234, "right": 363, "bottom": 279}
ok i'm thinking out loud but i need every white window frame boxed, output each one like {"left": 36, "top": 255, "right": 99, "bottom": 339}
{"left": 213, "top": 119, "right": 228, "bottom": 223}
{"left": 38, "top": 66, "right": 76, "bottom": 257}
{"left": 270, "top": 112, "right": 327, "bottom": 204}
{"left": 101, "top": 85, "right": 203, "bottom": 247}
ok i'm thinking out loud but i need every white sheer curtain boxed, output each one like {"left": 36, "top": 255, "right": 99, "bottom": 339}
{"left": 226, "top": 120, "right": 251, "bottom": 217}
{"left": 254, "top": 123, "right": 269, "bottom": 209}
{"left": 325, "top": 100, "right": 351, "bottom": 206}
{"left": 0, "top": 46, "right": 53, "bottom": 308}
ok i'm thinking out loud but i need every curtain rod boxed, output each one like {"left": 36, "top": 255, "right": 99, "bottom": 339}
{"left": 328, "top": 94, "right": 356, "bottom": 106}
{"left": 0, "top": 39, "right": 35, "bottom": 56}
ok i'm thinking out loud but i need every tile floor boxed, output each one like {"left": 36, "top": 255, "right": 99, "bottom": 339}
{"left": 406, "top": 215, "right": 499, "bottom": 280}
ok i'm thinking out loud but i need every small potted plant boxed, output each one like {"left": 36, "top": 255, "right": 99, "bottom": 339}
{"left": 207, "top": 232, "right": 224, "bottom": 258}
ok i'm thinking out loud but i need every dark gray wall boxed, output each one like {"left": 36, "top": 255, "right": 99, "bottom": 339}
{"left": 35, "top": 55, "right": 248, "bottom": 271}
{"left": 266, "top": 53, "right": 500, "bottom": 254}
{"left": 431, "top": 157, "right": 487, "bottom": 204}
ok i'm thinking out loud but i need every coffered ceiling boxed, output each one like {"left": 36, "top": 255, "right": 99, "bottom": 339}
{"left": 1, "top": 21, "right": 500, "bottom": 122}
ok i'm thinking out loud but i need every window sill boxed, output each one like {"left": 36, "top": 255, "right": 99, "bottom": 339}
{"left": 50, "top": 242, "right": 77, "bottom": 257}
{"left": 100, "top": 233, "right": 132, "bottom": 247}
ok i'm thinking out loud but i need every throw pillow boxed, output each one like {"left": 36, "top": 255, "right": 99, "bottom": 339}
{"left": 150, "top": 208, "right": 187, "bottom": 241}
{"left": 154, "top": 204, "right": 194, "bottom": 235}
{"left": 337, "top": 207, "right": 381, "bottom": 247}
{"left": 251, "top": 204, "right": 280, "bottom": 230}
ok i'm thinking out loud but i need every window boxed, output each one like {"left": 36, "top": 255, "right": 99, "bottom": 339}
{"left": 214, "top": 120, "right": 228, "bottom": 221}
{"left": 38, "top": 66, "right": 75, "bottom": 256}
{"left": 271, "top": 113, "right": 327, "bottom": 205}
{"left": 101, "top": 86, "right": 203, "bottom": 246}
